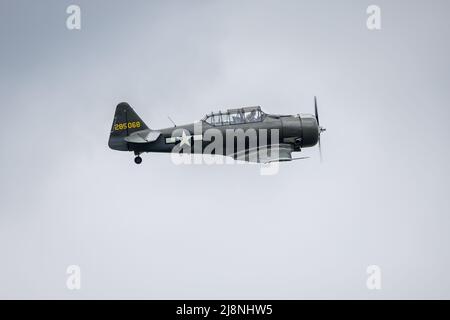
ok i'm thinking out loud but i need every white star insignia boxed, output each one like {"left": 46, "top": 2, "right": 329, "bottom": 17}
{"left": 179, "top": 130, "right": 191, "bottom": 147}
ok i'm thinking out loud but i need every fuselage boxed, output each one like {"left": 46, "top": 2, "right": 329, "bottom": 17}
{"left": 127, "top": 113, "right": 319, "bottom": 155}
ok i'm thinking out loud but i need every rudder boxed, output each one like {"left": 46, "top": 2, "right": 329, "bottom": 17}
{"left": 108, "top": 102, "right": 149, "bottom": 151}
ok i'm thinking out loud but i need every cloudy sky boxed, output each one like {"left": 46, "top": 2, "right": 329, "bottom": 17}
{"left": 0, "top": 0, "right": 449, "bottom": 299}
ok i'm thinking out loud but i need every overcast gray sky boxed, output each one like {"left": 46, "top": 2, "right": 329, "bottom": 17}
{"left": 0, "top": 0, "right": 449, "bottom": 299}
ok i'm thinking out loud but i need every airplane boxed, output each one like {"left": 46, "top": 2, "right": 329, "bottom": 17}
{"left": 108, "top": 97, "right": 326, "bottom": 164}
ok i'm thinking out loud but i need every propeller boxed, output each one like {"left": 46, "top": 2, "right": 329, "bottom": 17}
{"left": 314, "top": 96, "right": 326, "bottom": 162}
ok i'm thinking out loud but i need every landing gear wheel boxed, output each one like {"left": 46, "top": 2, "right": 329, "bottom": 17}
{"left": 134, "top": 156, "right": 142, "bottom": 164}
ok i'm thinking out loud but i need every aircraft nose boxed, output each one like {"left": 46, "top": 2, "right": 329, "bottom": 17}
{"left": 300, "top": 115, "right": 320, "bottom": 147}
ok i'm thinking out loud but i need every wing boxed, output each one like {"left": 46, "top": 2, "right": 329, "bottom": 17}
{"left": 230, "top": 144, "right": 298, "bottom": 163}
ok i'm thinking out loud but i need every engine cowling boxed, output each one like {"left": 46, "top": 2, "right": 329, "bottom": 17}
{"left": 280, "top": 114, "right": 319, "bottom": 148}
{"left": 299, "top": 114, "right": 320, "bottom": 147}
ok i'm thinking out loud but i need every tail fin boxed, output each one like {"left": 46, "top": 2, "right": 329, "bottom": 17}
{"left": 108, "top": 102, "right": 149, "bottom": 151}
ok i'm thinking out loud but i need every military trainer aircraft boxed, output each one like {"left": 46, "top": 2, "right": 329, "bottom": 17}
{"left": 108, "top": 98, "right": 326, "bottom": 164}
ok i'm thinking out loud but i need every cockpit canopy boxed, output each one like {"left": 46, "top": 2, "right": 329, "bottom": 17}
{"left": 203, "top": 106, "right": 264, "bottom": 126}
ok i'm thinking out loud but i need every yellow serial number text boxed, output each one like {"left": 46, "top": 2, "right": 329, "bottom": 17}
{"left": 114, "top": 121, "right": 141, "bottom": 131}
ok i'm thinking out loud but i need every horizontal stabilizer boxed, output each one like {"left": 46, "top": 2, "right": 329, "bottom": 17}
{"left": 124, "top": 130, "right": 161, "bottom": 143}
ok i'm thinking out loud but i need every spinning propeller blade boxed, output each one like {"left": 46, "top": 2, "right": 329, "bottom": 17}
{"left": 314, "top": 96, "right": 326, "bottom": 162}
